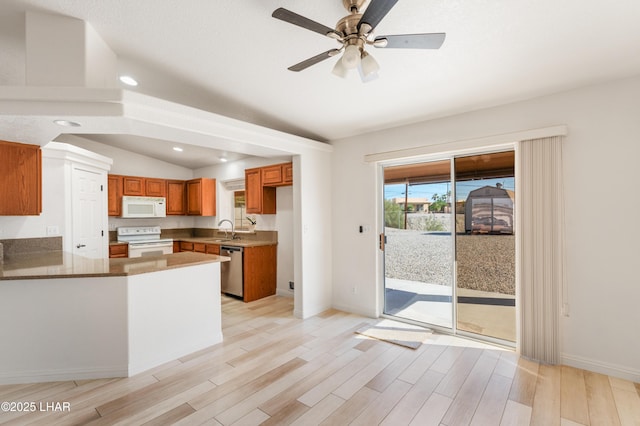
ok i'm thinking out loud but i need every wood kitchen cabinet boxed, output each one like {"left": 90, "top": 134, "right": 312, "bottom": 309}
{"left": 261, "top": 162, "right": 293, "bottom": 187}
{"left": 179, "top": 241, "right": 194, "bottom": 252}
{"left": 261, "top": 164, "right": 284, "bottom": 186}
{"left": 187, "top": 178, "right": 216, "bottom": 216}
{"left": 177, "top": 241, "right": 220, "bottom": 255}
{"left": 166, "top": 180, "right": 186, "bottom": 215}
{"left": 245, "top": 167, "right": 276, "bottom": 214}
{"left": 283, "top": 162, "right": 293, "bottom": 185}
{"left": 122, "top": 176, "right": 145, "bottom": 196}
{"left": 107, "top": 174, "right": 123, "bottom": 216}
{"left": 245, "top": 162, "right": 292, "bottom": 215}
{"left": 205, "top": 244, "right": 220, "bottom": 255}
{"left": 145, "top": 178, "right": 166, "bottom": 197}
{"left": 0, "top": 140, "right": 42, "bottom": 216}
{"left": 243, "top": 245, "right": 277, "bottom": 302}
{"left": 108, "top": 243, "right": 128, "bottom": 258}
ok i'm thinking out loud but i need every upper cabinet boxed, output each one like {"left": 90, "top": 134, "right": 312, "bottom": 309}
{"left": 0, "top": 140, "right": 42, "bottom": 216}
{"left": 245, "top": 162, "right": 292, "bottom": 214}
{"left": 145, "top": 178, "right": 166, "bottom": 197}
{"left": 109, "top": 175, "right": 216, "bottom": 217}
{"left": 107, "top": 175, "right": 123, "bottom": 216}
{"left": 283, "top": 162, "right": 293, "bottom": 185}
{"left": 187, "top": 178, "right": 216, "bottom": 216}
{"left": 245, "top": 167, "right": 276, "bottom": 214}
{"left": 121, "top": 176, "right": 166, "bottom": 197}
{"left": 122, "top": 176, "right": 145, "bottom": 196}
{"left": 166, "top": 180, "right": 186, "bottom": 215}
{"left": 261, "top": 162, "right": 293, "bottom": 187}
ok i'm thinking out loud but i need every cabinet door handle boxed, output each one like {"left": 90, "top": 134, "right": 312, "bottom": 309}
{"left": 76, "top": 244, "right": 86, "bottom": 249}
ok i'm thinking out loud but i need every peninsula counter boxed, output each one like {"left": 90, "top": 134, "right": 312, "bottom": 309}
{"left": 0, "top": 251, "right": 229, "bottom": 384}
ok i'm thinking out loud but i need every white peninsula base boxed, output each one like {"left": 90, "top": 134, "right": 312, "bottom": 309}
{"left": 0, "top": 262, "right": 222, "bottom": 384}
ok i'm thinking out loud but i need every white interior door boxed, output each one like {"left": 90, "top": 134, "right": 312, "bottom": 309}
{"left": 72, "top": 167, "right": 105, "bottom": 259}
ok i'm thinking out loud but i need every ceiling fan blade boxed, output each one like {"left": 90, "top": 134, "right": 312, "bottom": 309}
{"left": 272, "top": 8, "right": 338, "bottom": 37}
{"left": 288, "top": 49, "right": 341, "bottom": 72}
{"left": 358, "top": 0, "right": 399, "bottom": 32}
{"left": 374, "top": 33, "right": 446, "bottom": 49}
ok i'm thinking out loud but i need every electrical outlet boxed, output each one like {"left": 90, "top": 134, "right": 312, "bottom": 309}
{"left": 351, "top": 286, "right": 357, "bottom": 294}
{"left": 46, "top": 226, "right": 59, "bottom": 236}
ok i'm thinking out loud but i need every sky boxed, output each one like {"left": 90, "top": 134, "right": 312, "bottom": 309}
{"left": 384, "top": 177, "right": 515, "bottom": 203}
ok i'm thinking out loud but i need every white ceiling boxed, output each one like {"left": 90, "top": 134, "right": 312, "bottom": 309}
{"left": 2, "top": 0, "right": 640, "bottom": 167}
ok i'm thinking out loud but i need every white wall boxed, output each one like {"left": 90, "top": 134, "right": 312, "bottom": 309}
{"left": 276, "top": 186, "right": 294, "bottom": 297}
{"left": 330, "top": 75, "right": 640, "bottom": 382}
{"left": 296, "top": 152, "right": 333, "bottom": 318}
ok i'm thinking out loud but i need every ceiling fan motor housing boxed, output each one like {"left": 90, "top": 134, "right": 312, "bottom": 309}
{"left": 336, "top": 14, "right": 363, "bottom": 38}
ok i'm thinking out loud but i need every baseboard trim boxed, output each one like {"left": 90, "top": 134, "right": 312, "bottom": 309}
{"left": 276, "top": 288, "right": 294, "bottom": 298}
{"left": 562, "top": 353, "right": 640, "bottom": 383}
{"left": 0, "top": 365, "right": 127, "bottom": 385}
{"left": 332, "top": 302, "right": 377, "bottom": 319}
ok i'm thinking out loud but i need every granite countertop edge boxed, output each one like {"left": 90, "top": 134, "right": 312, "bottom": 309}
{"left": 175, "top": 237, "right": 277, "bottom": 247}
{"left": 0, "top": 251, "right": 230, "bottom": 281}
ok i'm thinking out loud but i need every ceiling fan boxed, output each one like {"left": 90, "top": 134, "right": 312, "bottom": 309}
{"left": 272, "top": 0, "right": 446, "bottom": 82}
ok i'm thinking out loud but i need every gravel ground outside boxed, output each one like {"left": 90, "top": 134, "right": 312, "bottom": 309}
{"left": 385, "top": 227, "right": 515, "bottom": 295}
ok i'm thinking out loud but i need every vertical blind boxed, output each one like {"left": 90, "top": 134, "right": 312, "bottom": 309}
{"left": 517, "top": 135, "right": 565, "bottom": 364}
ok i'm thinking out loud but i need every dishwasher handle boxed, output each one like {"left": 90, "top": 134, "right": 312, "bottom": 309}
{"left": 220, "top": 246, "right": 243, "bottom": 254}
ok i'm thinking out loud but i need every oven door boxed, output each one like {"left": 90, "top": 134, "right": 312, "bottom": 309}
{"left": 127, "top": 241, "right": 173, "bottom": 258}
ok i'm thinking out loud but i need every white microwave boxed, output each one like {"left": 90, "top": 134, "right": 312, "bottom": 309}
{"left": 121, "top": 196, "right": 166, "bottom": 218}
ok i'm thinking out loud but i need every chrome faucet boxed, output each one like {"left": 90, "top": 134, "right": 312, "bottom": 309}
{"left": 217, "top": 219, "right": 236, "bottom": 240}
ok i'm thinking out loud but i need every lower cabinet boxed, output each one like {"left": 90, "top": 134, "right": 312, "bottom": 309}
{"left": 175, "top": 241, "right": 276, "bottom": 302}
{"left": 109, "top": 243, "right": 128, "bottom": 258}
{"left": 243, "top": 245, "right": 277, "bottom": 303}
{"left": 206, "top": 244, "right": 220, "bottom": 255}
{"left": 179, "top": 241, "right": 194, "bottom": 252}
{"left": 177, "top": 241, "right": 220, "bottom": 255}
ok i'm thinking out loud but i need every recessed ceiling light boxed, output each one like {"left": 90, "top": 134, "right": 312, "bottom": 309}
{"left": 219, "top": 157, "right": 228, "bottom": 162}
{"left": 173, "top": 147, "right": 183, "bottom": 152}
{"left": 119, "top": 75, "right": 138, "bottom": 86}
{"left": 53, "top": 119, "right": 81, "bottom": 127}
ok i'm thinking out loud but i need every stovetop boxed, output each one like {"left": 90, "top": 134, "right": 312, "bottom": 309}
{"left": 116, "top": 226, "right": 171, "bottom": 243}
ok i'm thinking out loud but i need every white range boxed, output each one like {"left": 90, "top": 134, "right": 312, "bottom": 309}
{"left": 117, "top": 226, "right": 173, "bottom": 258}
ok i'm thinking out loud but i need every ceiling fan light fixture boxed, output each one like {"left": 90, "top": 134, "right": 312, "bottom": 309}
{"left": 341, "top": 44, "right": 361, "bottom": 69}
{"left": 332, "top": 57, "right": 349, "bottom": 78}
{"left": 360, "top": 51, "right": 379, "bottom": 77}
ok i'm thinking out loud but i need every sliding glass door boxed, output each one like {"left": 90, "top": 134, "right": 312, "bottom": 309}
{"left": 383, "top": 159, "right": 453, "bottom": 329}
{"left": 382, "top": 151, "right": 516, "bottom": 344}
{"left": 454, "top": 152, "right": 516, "bottom": 342}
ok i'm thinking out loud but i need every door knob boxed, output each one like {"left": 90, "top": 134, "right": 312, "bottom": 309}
{"left": 76, "top": 244, "right": 86, "bottom": 249}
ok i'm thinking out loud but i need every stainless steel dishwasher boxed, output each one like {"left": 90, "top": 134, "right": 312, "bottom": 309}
{"left": 220, "top": 246, "right": 243, "bottom": 298}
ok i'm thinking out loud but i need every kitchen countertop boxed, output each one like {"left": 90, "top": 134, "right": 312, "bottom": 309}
{"left": 0, "top": 251, "right": 229, "bottom": 280}
{"left": 175, "top": 236, "right": 277, "bottom": 248}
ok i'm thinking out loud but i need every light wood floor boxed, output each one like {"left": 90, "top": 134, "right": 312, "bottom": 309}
{"left": 1, "top": 295, "right": 639, "bottom": 425}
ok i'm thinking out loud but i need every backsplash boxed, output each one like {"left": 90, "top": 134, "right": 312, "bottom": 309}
{"left": 0, "top": 236, "right": 62, "bottom": 257}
